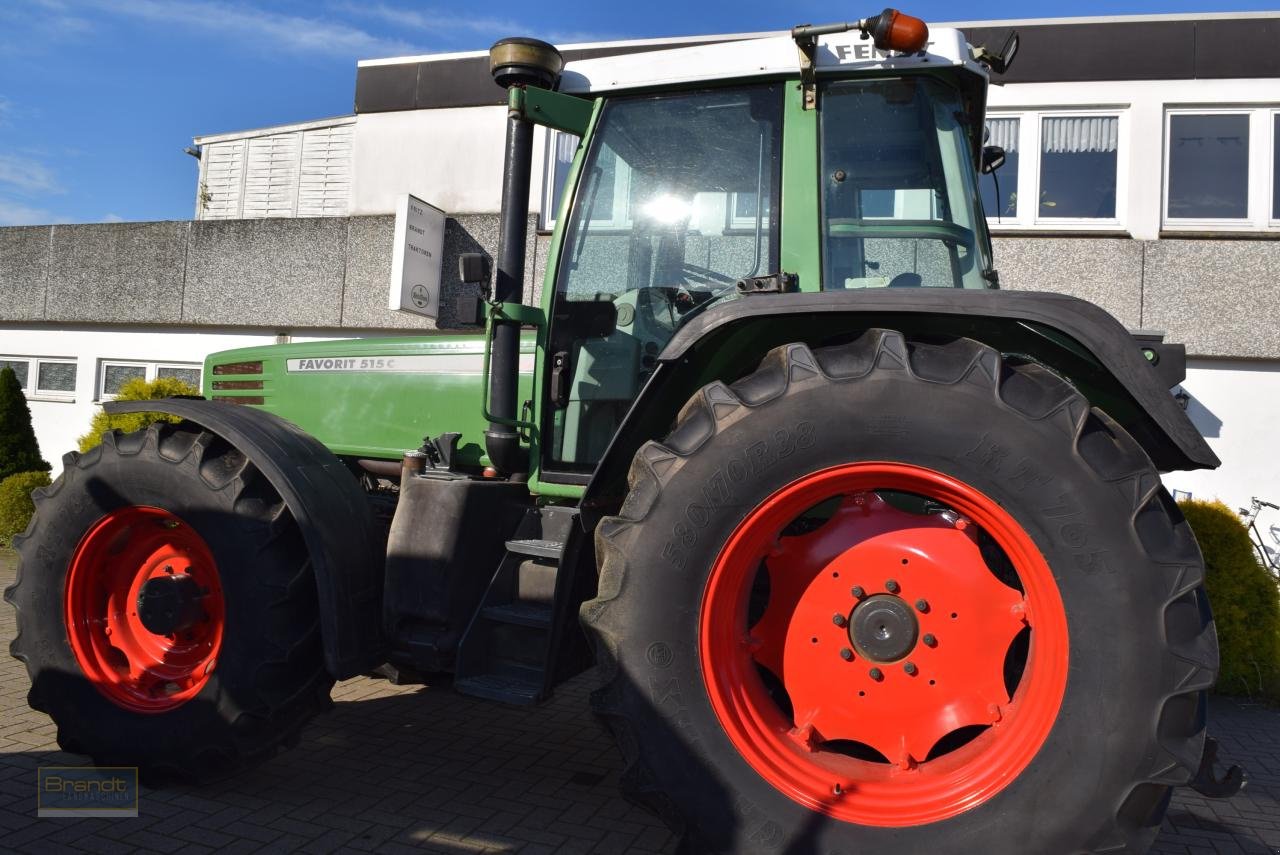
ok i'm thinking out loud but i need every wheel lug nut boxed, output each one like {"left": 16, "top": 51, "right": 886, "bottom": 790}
{"left": 903, "top": 662, "right": 918, "bottom": 676}
{"left": 850, "top": 585, "right": 865, "bottom": 599}
{"left": 833, "top": 613, "right": 848, "bottom": 627}
{"left": 840, "top": 648, "right": 853, "bottom": 661}
{"left": 923, "top": 633, "right": 937, "bottom": 647}
{"left": 869, "top": 667, "right": 884, "bottom": 681}
{"left": 885, "top": 579, "right": 900, "bottom": 594}
{"left": 915, "top": 599, "right": 929, "bottom": 613}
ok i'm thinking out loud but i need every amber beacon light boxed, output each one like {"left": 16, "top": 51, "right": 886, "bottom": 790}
{"left": 862, "top": 8, "right": 929, "bottom": 53}
{"left": 791, "top": 8, "right": 929, "bottom": 62}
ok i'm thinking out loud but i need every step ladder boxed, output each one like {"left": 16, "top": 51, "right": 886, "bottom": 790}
{"left": 454, "top": 504, "right": 580, "bottom": 704}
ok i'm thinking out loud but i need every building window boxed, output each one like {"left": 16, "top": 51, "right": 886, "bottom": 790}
{"left": 541, "top": 130, "right": 579, "bottom": 230}
{"left": 36, "top": 360, "right": 77, "bottom": 398}
{"left": 727, "top": 191, "right": 774, "bottom": 229}
{"left": 0, "top": 358, "right": 30, "bottom": 389}
{"left": 1039, "top": 115, "right": 1119, "bottom": 219}
{"left": 982, "top": 110, "right": 1124, "bottom": 230}
{"left": 1163, "top": 107, "right": 1280, "bottom": 232}
{"left": 1272, "top": 112, "right": 1280, "bottom": 222}
{"left": 1, "top": 356, "right": 77, "bottom": 400}
{"left": 98, "top": 361, "right": 202, "bottom": 400}
{"left": 1165, "top": 112, "right": 1250, "bottom": 221}
{"left": 980, "top": 116, "right": 1019, "bottom": 219}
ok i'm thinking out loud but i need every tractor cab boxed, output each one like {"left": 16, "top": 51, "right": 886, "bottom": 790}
{"left": 538, "top": 21, "right": 998, "bottom": 472}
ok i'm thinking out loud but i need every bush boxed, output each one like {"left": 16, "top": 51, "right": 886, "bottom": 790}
{"left": 78, "top": 376, "right": 199, "bottom": 453}
{"left": 0, "top": 470, "right": 53, "bottom": 546}
{"left": 0, "top": 366, "right": 51, "bottom": 482}
{"left": 1179, "top": 499, "right": 1280, "bottom": 701}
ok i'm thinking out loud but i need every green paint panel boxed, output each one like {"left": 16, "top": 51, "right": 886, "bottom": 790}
{"left": 780, "top": 80, "right": 822, "bottom": 293}
{"left": 204, "top": 335, "right": 533, "bottom": 467}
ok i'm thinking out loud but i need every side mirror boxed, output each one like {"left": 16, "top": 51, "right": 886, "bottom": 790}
{"left": 458, "top": 253, "right": 491, "bottom": 287}
{"left": 981, "top": 145, "right": 1006, "bottom": 175}
{"left": 973, "top": 30, "right": 1019, "bottom": 75}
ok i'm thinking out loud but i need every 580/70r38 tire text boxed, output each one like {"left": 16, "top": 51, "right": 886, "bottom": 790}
{"left": 583, "top": 330, "right": 1217, "bottom": 854}
{"left": 5, "top": 422, "right": 333, "bottom": 780}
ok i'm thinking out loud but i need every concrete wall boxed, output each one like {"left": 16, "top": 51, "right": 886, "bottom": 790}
{"left": 0, "top": 215, "right": 543, "bottom": 333}
{"left": 8, "top": 218, "right": 1274, "bottom": 356}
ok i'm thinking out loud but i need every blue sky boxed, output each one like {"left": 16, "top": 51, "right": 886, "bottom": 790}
{"left": 0, "top": 0, "right": 1273, "bottom": 226}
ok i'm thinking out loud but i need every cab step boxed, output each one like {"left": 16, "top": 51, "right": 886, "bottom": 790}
{"left": 454, "top": 504, "right": 579, "bottom": 706}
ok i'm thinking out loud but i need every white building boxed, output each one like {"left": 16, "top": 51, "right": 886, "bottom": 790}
{"left": 2, "top": 12, "right": 1278, "bottom": 539}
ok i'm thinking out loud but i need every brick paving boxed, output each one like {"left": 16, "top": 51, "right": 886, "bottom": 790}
{"left": 1, "top": 551, "right": 1276, "bottom": 854}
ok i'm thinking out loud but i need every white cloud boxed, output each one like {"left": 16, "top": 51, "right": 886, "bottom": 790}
{"left": 0, "top": 198, "right": 55, "bottom": 226}
{"left": 331, "top": 2, "right": 521, "bottom": 38}
{"left": 101, "top": 212, "right": 124, "bottom": 222}
{"left": 0, "top": 1, "right": 94, "bottom": 54}
{"left": 331, "top": 3, "right": 620, "bottom": 48}
{"left": 0, "top": 153, "right": 63, "bottom": 195}
{"left": 87, "top": 0, "right": 420, "bottom": 59}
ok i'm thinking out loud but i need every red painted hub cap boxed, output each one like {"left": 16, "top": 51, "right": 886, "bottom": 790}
{"left": 64, "top": 506, "right": 224, "bottom": 713}
{"left": 700, "top": 463, "right": 1068, "bottom": 826}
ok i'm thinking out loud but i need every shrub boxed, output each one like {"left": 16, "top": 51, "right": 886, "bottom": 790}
{"left": 0, "top": 366, "right": 51, "bottom": 481}
{"left": 0, "top": 470, "right": 53, "bottom": 546}
{"left": 1179, "top": 499, "right": 1280, "bottom": 701}
{"left": 78, "top": 376, "right": 200, "bottom": 452}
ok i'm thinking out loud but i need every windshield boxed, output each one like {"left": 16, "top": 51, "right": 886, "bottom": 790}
{"left": 820, "top": 78, "right": 992, "bottom": 289}
{"left": 547, "top": 84, "right": 783, "bottom": 469}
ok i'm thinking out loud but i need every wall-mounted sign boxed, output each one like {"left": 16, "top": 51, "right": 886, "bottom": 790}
{"left": 388, "top": 194, "right": 446, "bottom": 319}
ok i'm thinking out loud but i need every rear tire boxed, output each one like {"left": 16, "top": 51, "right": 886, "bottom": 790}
{"left": 582, "top": 331, "right": 1217, "bottom": 854}
{"left": 5, "top": 422, "right": 333, "bottom": 780}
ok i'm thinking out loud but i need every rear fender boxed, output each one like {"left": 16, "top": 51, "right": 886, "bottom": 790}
{"left": 104, "top": 398, "right": 385, "bottom": 679}
{"left": 581, "top": 289, "right": 1217, "bottom": 518}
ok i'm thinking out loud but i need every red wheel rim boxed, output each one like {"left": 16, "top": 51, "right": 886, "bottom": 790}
{"left": 700, "top": 463, "right": 1068, "bottom": 826}
{"left": 64, "top": 506, "right": 225, "bottom": 713}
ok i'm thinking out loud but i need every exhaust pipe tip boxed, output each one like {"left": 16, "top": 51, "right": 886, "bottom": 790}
{"left": 489, "top": 37, "right": 564, "bottom": 90}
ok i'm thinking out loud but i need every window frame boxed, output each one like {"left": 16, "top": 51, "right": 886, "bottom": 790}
{"left": 982, "top": 107, "right": 1129, "bottom": 232}
{"left": 0, "top": 356, "right": 33, "bottom": 394}
{"left": 1162, "top": 107, "right": 1257, "bottom": 231}
{"left": 541, "top": 128, "right": 634, "bottom": 233}
{"left": 97, "top": 360, "right": 202, "bottom": 402}
{"left": 1270, "top": 108, "right": 1280, "bottom": 228}
{"left": 30, "top": 358, "right": 78, "bottom": 401}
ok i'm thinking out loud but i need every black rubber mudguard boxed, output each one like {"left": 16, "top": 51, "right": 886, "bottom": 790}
{"left": 104, "top": 399, "right": 385, "bottom": 680}
{"left": 661, "top": 289, "right": 1217, "bottom": 472}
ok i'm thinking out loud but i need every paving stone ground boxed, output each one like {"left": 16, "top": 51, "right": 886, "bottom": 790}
{"left": 1, "top": 550, "right": 1276, "bottom": 854}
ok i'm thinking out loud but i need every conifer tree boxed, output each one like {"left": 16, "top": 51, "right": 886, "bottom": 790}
{"left": 0, "top": 367, "right": 51, "bottom": 482}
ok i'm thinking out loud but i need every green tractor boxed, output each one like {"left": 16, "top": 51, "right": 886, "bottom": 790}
{"left": 6, "top": 10, "right": 1242, "bottom": 852}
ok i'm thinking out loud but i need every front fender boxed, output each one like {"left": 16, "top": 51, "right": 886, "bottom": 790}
{"left": 104, "top": 398, "right": 385, "bottom": 679}
{"left": 583, "top": 289, "right": 1216, "bottom": 516}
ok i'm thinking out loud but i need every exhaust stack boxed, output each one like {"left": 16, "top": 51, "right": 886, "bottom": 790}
{"left": 484, "top": 38, "right": 564, "bottom": 475}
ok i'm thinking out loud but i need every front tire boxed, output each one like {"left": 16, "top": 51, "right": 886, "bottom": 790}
{"left": 5, "top": 422, "right": 333, "bottom": 780}
{"left": 583, "top": 331, "right": 1217, "bottom": 854}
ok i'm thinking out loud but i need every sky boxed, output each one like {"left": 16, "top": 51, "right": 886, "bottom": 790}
{"left": 0, "top": 0, "right": 1274, "bottom": 227}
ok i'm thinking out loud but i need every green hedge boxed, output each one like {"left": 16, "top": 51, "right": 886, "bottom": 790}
{"left": 0, "top": 470, "right": 52, "bottom": 546}
{"left": 1180, "top": 499, "right": 1280, "bottom": 701}
{"left": 79, "top": 376, "right": 199, "bottom": 452}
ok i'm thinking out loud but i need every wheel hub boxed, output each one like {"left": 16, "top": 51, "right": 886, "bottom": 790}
{"left": 849, "top": 594, "right": 918, "bottom": 663}
{"left": 136, "top": 574, "right": 207, "bottom": 636}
